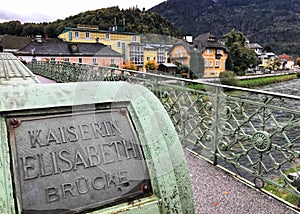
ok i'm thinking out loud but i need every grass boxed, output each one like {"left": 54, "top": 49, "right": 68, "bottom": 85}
{"left": 264, "top": 165, "right": 300, "bottom": 206}
{"left": 187, "top": 74, "right": 298, "bottom": 94}
{"left": 237, "top": 73, "right": 297, "bottom": 88}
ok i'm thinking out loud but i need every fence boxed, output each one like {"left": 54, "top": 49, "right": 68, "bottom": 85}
{"left": 28, "top": 60, "right": 300, "bottom": 206}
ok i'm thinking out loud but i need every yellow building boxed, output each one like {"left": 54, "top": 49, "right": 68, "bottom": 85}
{"left": 58, "top": 25, "right": 140, "bottom": 62}
{"left": 168, "top": 41, "right": 191, "bottom": 68}
{"left": 169, "top": 33, "right": 228, "bottom": 78}
{"left": 58, "top": 25, "right": 169, "bottom": 71}
{"left": 142, "top": 44, "right": 169, "bottom": 71}
{"left": 193, "top": 33, "right": 228, "bottom": 78}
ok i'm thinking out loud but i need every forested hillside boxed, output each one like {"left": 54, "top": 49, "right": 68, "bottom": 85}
{"left": 0, "top": 7, "right": 180, "bottom": 39}
{"left": 150, "top": 0, "right": 300, "bottom": 55}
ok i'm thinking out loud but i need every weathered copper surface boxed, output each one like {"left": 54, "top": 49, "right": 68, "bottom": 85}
{"left": 8, "top": 108, "right": 150, "bottom": 213}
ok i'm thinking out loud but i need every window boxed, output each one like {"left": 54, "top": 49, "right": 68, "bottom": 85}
{"left": 92, "top": 58, "right": 97, "bottom": 65}
{"left": 129, "top": 45, "right": 144, "bottom": 66}
{"left": 50, "top": 58, "right": 55, "bottom": 63}
{"left": 64, "top": 58, "right": 69, "bottom": 62}
{"left": 117, "top": 42, "right": 121, "bottom": 48}
{"left": 110, "top": 59, "right": 115, "bottom": 64}
{"left": 205, "top": 60, "right": 208, "bottom": 67}
{"left": 86, "top": 32, "right": 90, "bottom": 38}
{"left": 132, "top": 35, "right": 137, "bottom": 42}
{"left": 106, "top": 33, "right": 110, "bottom": 40}
{"left": 146, "top": 57, "right": 150, "bottom": 61}
{"left": 215, "top": 60, "right": 220, "bottom": 68}
{"left": 179, "top": 49, "right": 183, "bottom": 57}
{"left": 206, "top": 49, "right": 213, "bottom": 54}
{"left": 79, "top": 58, "right": 82, "bottom": 64}
{"left": 74, "top": 31, "right": 79, "bottom": 38}
{"left": 217, "top": 49, "right": 223, "bottom": 55}
{"left": 209, "top": 60, "right": 213, "bottom": 67}
{"left": 157, "top": 48, "right": 165, "bottom": 64}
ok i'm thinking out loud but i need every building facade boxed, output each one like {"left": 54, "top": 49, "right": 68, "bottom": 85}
{"left": 15, "top": 37, "right": 123, "bottom": 67}
{"left": 58, "top": 25, "right": 170, "bottom": 71}
{"left": 58, "top": 25, "right": 140, "bottom": 62}
{"left": 169, "top": 33, "right": 228, "bottom": 78}
{"left": 193, "top": 33, "right": 228, "bottom": 78}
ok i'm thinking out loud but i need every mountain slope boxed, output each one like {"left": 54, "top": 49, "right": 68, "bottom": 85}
{"left": 150, "top": 0, "right": 300, "bottom": 55}
{"left": 0, "top": 7, "right": 180, "bottom": 39}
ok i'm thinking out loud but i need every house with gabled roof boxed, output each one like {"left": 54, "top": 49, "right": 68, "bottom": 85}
{"left": 58, "top": 25, "right": 172, "bottom": 71}
{"left": 15, "top": 37, "right": 123, "bottom": 67}
{"left": 193, "top": 33, "right": 229, "bottom": 77}
{"left": 0, "top": 35, "right": 31, "bottom": 53}
{"left": 168, "top": 40, "right": 193, "bottom": 68}
{"left": 168, "top": 33, "right": 228, "bottom": 78}
{"left": 58, "top": 25, "right": 139, "bottom": 62}
{"left": 278, "top": 54, "right": 294, "bottom": 70}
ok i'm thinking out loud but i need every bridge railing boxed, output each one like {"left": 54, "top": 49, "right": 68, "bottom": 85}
{"left": 28, "top": 60, "right": 300, "bottom": 206}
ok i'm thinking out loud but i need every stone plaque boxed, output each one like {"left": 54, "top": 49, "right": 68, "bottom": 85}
{"left": 8, "top": 107, "right": 151, "bottom": 213}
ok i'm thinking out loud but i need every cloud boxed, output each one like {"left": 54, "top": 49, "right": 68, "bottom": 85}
{"left": 0, "top": 9, "right": 56, "bottom": 23}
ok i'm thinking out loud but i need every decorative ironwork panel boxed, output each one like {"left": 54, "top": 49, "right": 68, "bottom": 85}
{"left": 27, "top": 61, "right": 300, "bottom": 202}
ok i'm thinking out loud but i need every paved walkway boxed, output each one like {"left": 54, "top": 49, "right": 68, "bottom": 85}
{"left": 185, "top": 150, "right": 300, "bottom": 213}
{"left": 36, "top": 74, "right": 56, "bottom": 83}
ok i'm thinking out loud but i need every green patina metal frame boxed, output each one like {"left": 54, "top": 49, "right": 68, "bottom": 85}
{"left": 0, "top": 81, "right": 194, "bottom": 213}
{"left": 27, "top": 60, "right": 300, "bottom": 205}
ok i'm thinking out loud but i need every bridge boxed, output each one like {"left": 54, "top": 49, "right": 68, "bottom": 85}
{"left": 2, "top": 54, "right": 300, "bottom": 213}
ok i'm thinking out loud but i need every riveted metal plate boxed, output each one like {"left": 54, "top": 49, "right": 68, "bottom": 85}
{"left": 7, "top": 106, "right": 151, "bottom": 213}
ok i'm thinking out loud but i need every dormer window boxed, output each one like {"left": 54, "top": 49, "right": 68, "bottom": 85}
{"left": 208, "top": 36, "right": 216, "bottom": 42}
{"left": 216, "top": 49, "right": 223, "bottom": 59}
{"left": 206, "top": 49, "right": 213, "bottom": 54}
{"left": 68, "top": 44, "right": 79, "bottom": 53}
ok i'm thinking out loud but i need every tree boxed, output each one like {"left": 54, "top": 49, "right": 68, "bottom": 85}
{"left": 224, "top": 29, "right": 258, "bottom": 75}
{"left": 122, "top": 61, "right": 137, "bottom": 71}
{"left": 263, "top": 45, "right": 274, "bottom": 53}
{"left": 145, "top": 60, "right": 158, "bottom": 71}
{"left": 296, "top": 57, "right": 300, "bottom": 67}
{"left": 219, "top": 70, "right": 239, "bottom": 88}
{"left": 268, "top": 57, "right": 280, "bottom": 70}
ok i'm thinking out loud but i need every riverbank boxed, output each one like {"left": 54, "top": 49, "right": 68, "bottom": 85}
{"left": 237, "top": 73, "right": 297, "bottom": 88}
{"left": 188, "top": 73, "right": 298, "bottom": 91}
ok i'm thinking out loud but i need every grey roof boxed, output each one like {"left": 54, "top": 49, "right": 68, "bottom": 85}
{"left": 61, "top": 27, "right": 137, "bottom": 35}
{"left": 144, "top": 44, "right": 156, "bottom": 50}
{"left": 16, "top": 38, "right": 121, "bottom": 57}
{"left": 0, "top": 35, "right": 31, "bottom": 51}
{"left": 168, "top": 40, "right": 195, "bottom": 55}
{"left": 193, "top": 33, "right": 229, "bottom": 53}
{"left": 246, "top": 43, "right": 263, "bottom": 49}
{"left": 160, "top": 63, "right": 177, "bottom": 68}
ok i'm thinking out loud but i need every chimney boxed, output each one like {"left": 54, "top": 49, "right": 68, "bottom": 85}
{"left": 183, "top": 35, "right": 193, "bottom": 44}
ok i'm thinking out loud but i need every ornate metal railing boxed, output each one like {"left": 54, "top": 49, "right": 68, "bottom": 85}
{"left": 28, "top": 61, "right": 300, "bottom": 205}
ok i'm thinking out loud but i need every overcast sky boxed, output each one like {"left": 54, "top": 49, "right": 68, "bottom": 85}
{"left": 0, "top": 0, "right": 165, "bottom": 23}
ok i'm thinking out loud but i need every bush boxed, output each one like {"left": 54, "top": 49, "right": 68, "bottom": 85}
{"left": 297, "top": 72, "right": 300, "bottom": 78}
{"left": 219, "top": 71, "right": 239, "bottom": 86}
